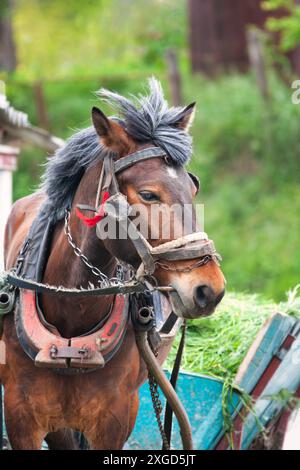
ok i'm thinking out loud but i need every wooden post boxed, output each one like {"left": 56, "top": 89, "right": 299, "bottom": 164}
{"left": 247, "top": 28, "right": 269, "bottom": 101}
{"left": 188, "top": 0, "right": 269, "bottom": 75}
{"left": 0, "top": 144, "right": 19, "bottom": 270}
{"left": 33, "top": 81, "right": 49, "bottom": 131}
{"left": 166, "top": 48, "right": 182, "bottom": 106}
{"left": 0, "top": 0, "right": 17, "bottom": 72}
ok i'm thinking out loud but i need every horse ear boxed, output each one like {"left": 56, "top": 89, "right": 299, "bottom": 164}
{"left": 175, "top": 102, "right": 196, "bottom": 131}
{"left": 91, "top": 106, "right": 131, "bottom": 155}
{"left": 92, "top": 107, "right": 111, "bottom": 137}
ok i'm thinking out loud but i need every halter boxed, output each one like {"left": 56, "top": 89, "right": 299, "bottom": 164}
{"left": 76, "top": 146, "right": 221, "bottom": 280}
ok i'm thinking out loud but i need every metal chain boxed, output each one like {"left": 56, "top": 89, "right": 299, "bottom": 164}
{"left": 147, "top": 340, "right": 170, "bottom": 450}
{"left": 64, "top": 210, "right": 126, "bottom": 287}
{"left": 155, "top": 254, "right": 214, "bottom": 273}
{"left": 148, "top": 371, "right": 170, "bottom": 450}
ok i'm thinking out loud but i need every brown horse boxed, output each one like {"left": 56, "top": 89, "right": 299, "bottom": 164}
{"left": 1, "top": 79, "right": 225, "bottom": 450}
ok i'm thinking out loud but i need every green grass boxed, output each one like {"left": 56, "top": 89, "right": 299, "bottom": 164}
{"left": 166, "top": 285, "right": 300, "bottom": 381}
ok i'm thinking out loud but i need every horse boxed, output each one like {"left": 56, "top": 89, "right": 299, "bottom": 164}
{"left": 1, "top": 78, "right": 225, "bottom": 450}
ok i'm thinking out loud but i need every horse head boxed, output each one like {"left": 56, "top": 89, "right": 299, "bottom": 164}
{"left": 88, "top": 79, "right": 225, "bottom": 320}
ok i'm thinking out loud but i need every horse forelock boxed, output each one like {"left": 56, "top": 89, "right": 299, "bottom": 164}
{"left": 97, "top": 77, "right": 193, "bottom": 165}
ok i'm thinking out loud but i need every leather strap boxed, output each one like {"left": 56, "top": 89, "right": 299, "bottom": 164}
{"left": 160, "top": 311, "right": 178, "bottom": 335}
{"left": 76, "top": 204, "right": 97, "bottom": 212}
{"left": 114, "top": 147, "right": 166, "bottom": 174}
{"left": 7, "top": 272, "right": 145, "bottom": 296}
{"left": 102, "top": 193, "right": 156, "bottom": 275}
{"left": 103, "top": 154, "right": 119, "bottom": 194}
{"left": 163, "top": 321, "right": 186, "bottom": 449}
{"left": 154, "top": 240, "right": 219, "bottom": 261}
{"left": 76, "top": 147, "right": 166, "bottom": 216}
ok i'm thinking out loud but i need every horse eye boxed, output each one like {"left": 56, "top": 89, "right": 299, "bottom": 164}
{"left": 139, "top": 191, "right": 160, "bottom": 202}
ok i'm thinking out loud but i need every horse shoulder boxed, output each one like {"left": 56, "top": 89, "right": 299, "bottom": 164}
{"left": 4, "top": 192, "right": 46, "bottom": 269}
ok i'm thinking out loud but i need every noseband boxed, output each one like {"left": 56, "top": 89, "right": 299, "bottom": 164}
{"left": 76, "top": 146, "right": 221, "bottom": 281}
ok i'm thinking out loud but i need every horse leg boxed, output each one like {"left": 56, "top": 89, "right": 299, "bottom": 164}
{"left": 45, "top": 429, "right": 81, "bottom": 450}
{"left": 126, "top": 391, "right": 139, "bottom": 441}
{"left": 85, "top": 393, "right": 139, "bottom": 450}
{"left": 85, "top": 416, "right": 128, "bottom": 450}
{"left": 5, "top": 413, "right": 44, "bottom": 450}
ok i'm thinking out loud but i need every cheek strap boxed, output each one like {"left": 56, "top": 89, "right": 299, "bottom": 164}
{"left": 75, "top": 152, "right": 122, "bottom": 227}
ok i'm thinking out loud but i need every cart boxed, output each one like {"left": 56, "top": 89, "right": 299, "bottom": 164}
{"left": 126, "top": 312, "right": 300, "bottom": 450}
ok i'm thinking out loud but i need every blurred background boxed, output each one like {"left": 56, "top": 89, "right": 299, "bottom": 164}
{"left": 0, "top": 0, "right": 299, "bottom": 301}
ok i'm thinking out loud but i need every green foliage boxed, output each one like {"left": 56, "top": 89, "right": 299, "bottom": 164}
{"left": 12, "top": 0, "right": 186, "bottom": 80}
{"left": 263, "top": 0, "right": 300, "bottom": 51}
{"left": 205, "top": 179, "right": 300, "bottom": 300}
{"left": 185, "top": 72, "right": 300, "bottom": 184}
{"left": 183, "top": 73, "right": 300, "bottom": 300}
{"left": 0, "top": 0, "right": 11, "bottom": 16}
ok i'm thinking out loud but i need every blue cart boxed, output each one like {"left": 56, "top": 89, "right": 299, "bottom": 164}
{"left": 126, "top": 312, "right": 300, "bottom": 450}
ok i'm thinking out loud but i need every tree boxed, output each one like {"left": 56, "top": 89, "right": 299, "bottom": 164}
{"left": 0, "top": 0, "right": 17, "bottom": 71}
{"left": 12, "top": 0, "right": 186, "bottom": 80}
{"left": 263, "top": 0, "right": 300, "bottom": 51}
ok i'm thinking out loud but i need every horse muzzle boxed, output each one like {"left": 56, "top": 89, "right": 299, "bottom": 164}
{"left": 167, "top": 283, "right": 225, "bottom": 319}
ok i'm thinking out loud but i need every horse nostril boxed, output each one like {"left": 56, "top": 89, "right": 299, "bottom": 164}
{"left": 193, "top": 285, "right": 214, "bottom": 309}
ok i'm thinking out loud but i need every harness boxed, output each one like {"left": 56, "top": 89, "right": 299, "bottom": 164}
{"left": 0, "top": 145, "right": 221, "bottom": 449}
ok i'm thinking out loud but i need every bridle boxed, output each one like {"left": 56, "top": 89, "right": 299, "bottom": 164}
{"left": 75, "top": 146, "right": 221, "bottom": 284}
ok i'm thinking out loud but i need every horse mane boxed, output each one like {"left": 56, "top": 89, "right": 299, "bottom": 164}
{"left": 41, "top": 77, "right": 193, "bottom": 221}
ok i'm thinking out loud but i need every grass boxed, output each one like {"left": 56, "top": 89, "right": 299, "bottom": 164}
{"left": 166, "top": 285, "right": 300, "bottom": 382}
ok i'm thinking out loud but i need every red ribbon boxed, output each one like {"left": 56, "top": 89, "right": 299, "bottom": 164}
{"left": 75, "top": 191, "right": 110, "bottom": 227}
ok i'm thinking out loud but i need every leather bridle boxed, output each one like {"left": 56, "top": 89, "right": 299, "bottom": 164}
{"left": 76, "top": 146, "right": 221, "bottom": 282}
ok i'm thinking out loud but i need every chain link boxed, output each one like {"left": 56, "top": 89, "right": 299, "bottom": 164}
{"left": 155, "top": 254, "right": 215, "bottom": 273}
{"left": 64, "top": 210, "right": 126, "bottom": 287}
{"left": 148, "top": 371, "right": 170, "bottom": 450}
{"left": 147, "top": 339, "right": 170, "bottom": 450}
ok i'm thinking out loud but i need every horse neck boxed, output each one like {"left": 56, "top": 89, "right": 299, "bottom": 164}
{"left": 41, "top": 161, "right": 117, "bottom": 338}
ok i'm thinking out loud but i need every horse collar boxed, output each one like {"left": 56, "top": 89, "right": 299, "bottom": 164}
{"left": 15, "top": 289, "right": 129, "bottom": 371}
{"left": 11, "top": 207, "right": 130, "bottom": 372}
